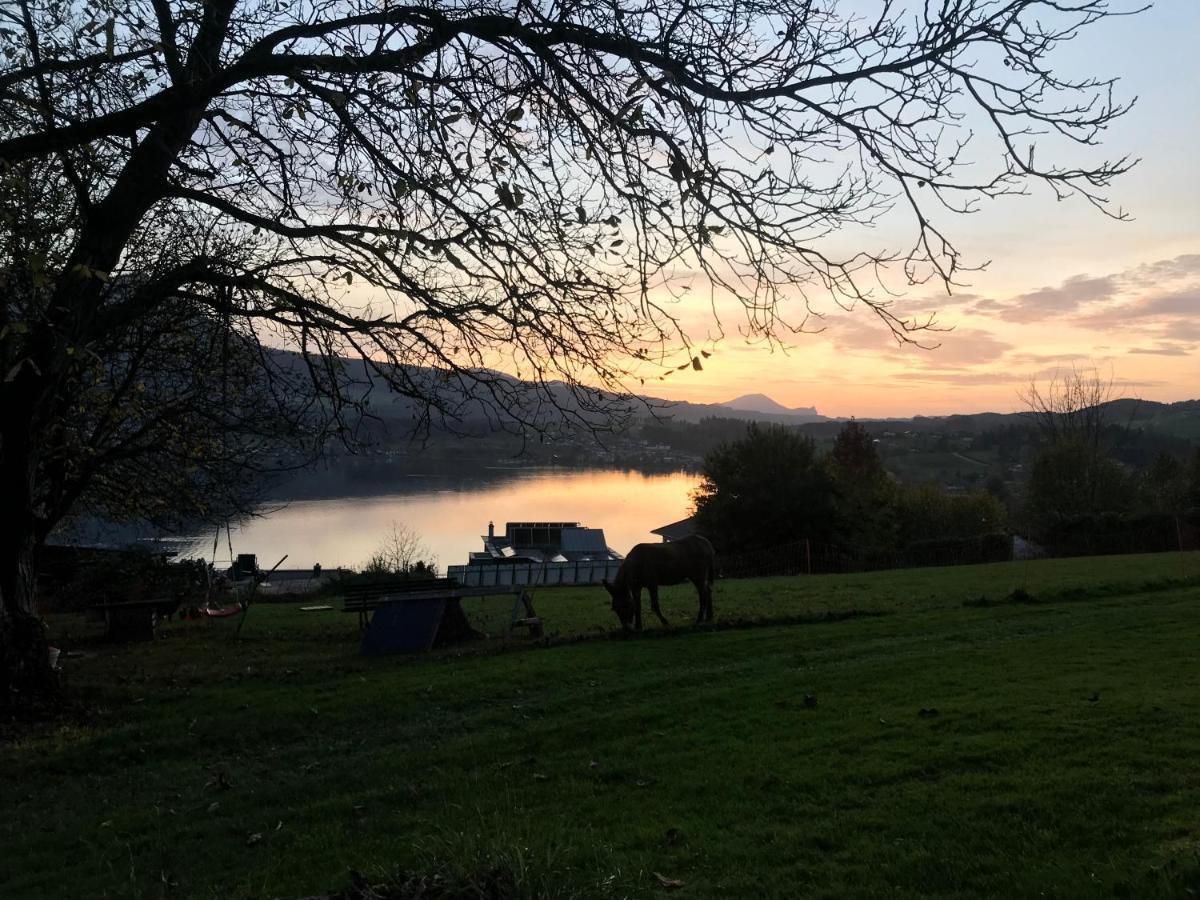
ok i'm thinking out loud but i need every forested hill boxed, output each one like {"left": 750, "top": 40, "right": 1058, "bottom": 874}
{"left": 912, "top": 398, "right": 1200, "bottom": 440}
{"left": 265, "top": 348, "right": 828, "bottom": 439}
{"left": 270, "top": 349, "right": 1197, "bottom": 441}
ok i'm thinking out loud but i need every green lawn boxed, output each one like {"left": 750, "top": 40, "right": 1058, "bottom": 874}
{"left": 4, "top": 553, "right": 1200, "bottom": 898}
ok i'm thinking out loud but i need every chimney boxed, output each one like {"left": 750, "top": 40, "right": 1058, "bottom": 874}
{"left": 488, "top": 521, "right": 495, "bottom": 539}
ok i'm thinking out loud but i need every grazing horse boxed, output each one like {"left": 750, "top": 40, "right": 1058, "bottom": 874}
{"left": 602, "top": 534, "right": 715, "bottom": 631}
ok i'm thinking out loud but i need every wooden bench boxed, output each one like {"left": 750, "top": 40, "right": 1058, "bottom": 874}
{"left": 341, "top": 577, "right": 459, "bottom": 631}
{"left": 341, "top": 578, "right": 543, "bottom": 653}
{"left": 343, "top": 577, "right": 480, "bottom": 655}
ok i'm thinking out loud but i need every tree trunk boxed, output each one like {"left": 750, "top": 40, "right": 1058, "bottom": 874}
{"left": 0, "top": 399, "right": 57, "bottom": 709}
{"left": 0, "top": 2, "right": 240, "bottom": 715}
{"left": 0, "top": 520, "right": 55, "bottom": 709}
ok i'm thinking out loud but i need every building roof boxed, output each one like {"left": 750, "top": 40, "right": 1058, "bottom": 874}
{"left": 466, "top": 520, "right": 622, "bottom": 566}
{"left": 651, "top": 516, "right": 697, "bottom": 541}
{"left": 560, "top": 527, "right": 610, "bottom": 554}
{"left": 505, "top": 521, "right": 579, "bottom": 530}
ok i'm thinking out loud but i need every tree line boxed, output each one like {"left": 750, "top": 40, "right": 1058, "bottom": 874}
{"left": 692, "top": 421, "right": 1006, "bottom": 564}
{"left": 692, "top": 380, "right": 1200, "bottom": 567}
{"left": 1020, "top": 372, "right": 1200, "bottom": 555}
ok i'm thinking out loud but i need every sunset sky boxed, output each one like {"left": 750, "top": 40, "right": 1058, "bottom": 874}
{"left": 654, "top": 2, "right": 1200, "bottom": 419}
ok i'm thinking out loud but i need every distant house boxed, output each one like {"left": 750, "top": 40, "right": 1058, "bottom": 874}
{"left": 651, "top": 516, "right": 697, "bottom": 543}
{"left": 448, "top": 521, "right": 623, "bottom": 587}
{"left": 468, "top": 521, "right": 622, "bottom": 564}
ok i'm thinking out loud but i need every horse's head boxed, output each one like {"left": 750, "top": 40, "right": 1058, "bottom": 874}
{"left": 602, "top": 577, "right": 635, "bottom": 630}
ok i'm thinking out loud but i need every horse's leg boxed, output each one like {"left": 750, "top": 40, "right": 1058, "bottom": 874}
{"left": 633, "top": 587, "right": 643, "bottom": 631}
{"left": 649, "top": 585, "right": 669, "bottom": 627}
{"left": 692, "top": 576, "right": 713, "bottom": 622}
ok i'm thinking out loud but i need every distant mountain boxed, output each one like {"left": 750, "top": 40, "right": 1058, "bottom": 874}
{"left": 720, "top": 393, "right": 821, "bottom": 419}
{"left": 265, "top": 346, "right": 832, "bottom": 431}
{"left": 265, "top": 347, "right": 1200, "bottom": 440}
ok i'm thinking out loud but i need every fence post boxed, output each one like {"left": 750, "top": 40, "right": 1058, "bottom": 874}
{"left": 805, "top": 538, "right": 812, "bottom": 576}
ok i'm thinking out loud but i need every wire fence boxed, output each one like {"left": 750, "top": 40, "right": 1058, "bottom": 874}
{"left": 715, "top": 519, "right": 1200, "bottom": 580}
{"left": 1037, "top": 518, "right": 1200, "bottom": 559}
{"left": 39, "top": 519, "right": 1200, "bottom": 612}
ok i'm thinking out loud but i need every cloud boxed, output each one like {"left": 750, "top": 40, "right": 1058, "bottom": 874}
{"left": 898, "top": 328, "right": 1014, "bottom": 367}
{"left": 1005, "top": 351, "right": 1093, "bottom": 366}
{"left": 1124, "top": 287, "right": 1200, "bottom": 318}
{"left": 824, "top": 313, "right": 908, "bottom": 356}
{"left": 890, "top": 370, "right": 1032, "bottom": 386}
{"left": 1080, "top": 286, "right": 1200, "bottom": 331}
{"left": 760, "top": 251, "right": 1197, "bottom": 401}
{"left": 965, "top": 298, "right": 1010, "bottom": 314}
{"left": 1155, "top": 321, "right": 1200, "bottom": 341}
{"left": 909, "top": 291, "right": 980, "bottom": 310}
{"left": 957, "top": 252, "right": 1200, "bottom": 328}
{"left": 991, "top": 274, "right": 1120, "bottom": 322}
{"left": 1127, "top": 342, "right": 1196, "bottom": 357}
{"left": 1122, "top": 254, "right": 1200, "bottom": 287}
{"left": 823, "top": 310, "right": 1014, "bottom": 367}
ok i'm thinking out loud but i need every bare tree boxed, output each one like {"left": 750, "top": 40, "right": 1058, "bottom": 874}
{"left": 1019, "top": 365, "right": 1116, "bottom": 455}
{"left": 361, "top": 522, "right": 437, "bottom": 576}
{"left": 1019, "top": 365, "right": 1137, "bottom": 529}
{"left": 1, "top": 0, "right": 1141, "bottom": 701}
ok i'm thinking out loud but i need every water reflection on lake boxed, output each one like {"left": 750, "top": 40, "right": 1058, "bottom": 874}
{"left": 180, "top": 468, "right": 700, "bottom": 571}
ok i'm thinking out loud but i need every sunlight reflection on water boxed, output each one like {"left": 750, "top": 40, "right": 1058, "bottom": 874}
{"left": 180, "top": 468, "right": 699, "bottom": 571}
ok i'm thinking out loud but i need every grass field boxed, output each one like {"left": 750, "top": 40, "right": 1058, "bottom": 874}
{"left": 4, "top": 552, "right": 1200, "bottom": 898}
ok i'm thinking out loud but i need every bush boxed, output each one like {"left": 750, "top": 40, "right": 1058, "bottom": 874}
{"left": 38, "top": 547, "right": 208, "bottom": 612}
{"left": 1024, "top": 440, "right": 1138, "bottom": 531}
{"left": 1038, "top": 511, "right": 1196, "bottom": 557}
{"left": 894, "top": 484, "right": 1007, "bottom": 545}
{"left": 902, "top": 533, "right": 1012, "bottom": 567}
{"left": 357, "top": 523, "right": 438, "bottom": 578}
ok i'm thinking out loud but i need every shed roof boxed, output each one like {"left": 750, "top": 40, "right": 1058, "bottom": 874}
{"left": 650, "top": 516, "right": 697, "bottom": 541}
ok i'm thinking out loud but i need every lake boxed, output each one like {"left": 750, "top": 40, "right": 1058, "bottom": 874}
{"left": 175, "top": 468, "right": 700, "bottom": 572}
